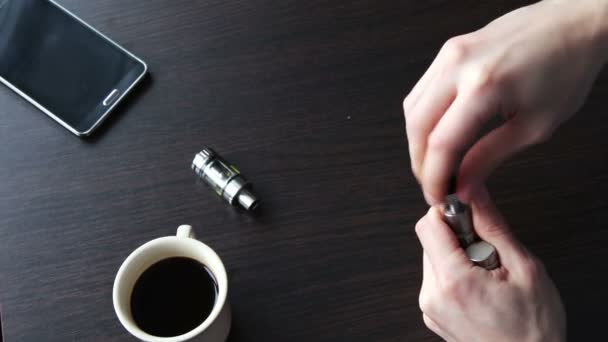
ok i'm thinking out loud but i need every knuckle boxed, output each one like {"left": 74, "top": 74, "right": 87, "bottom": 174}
{"left": 422, "top": 314, "right": 438, "bottom": 331}
{"left": 414, "top": 218, "right": 426, "bottom": 237}
{"left": 418, "top": 292, "right": 433, "bottom": 314}
{"left": 519, "top": 255, "right": 546, "bottom": 285}
{"left": 403, "top": 96, "right": 411, "bottom": 112}
{"left": 479, "top": 222, "right": 509, "bottom": 241}
{"left": 405, "top": 110, "right": 425, "bottom": 131}
{"left": 523, "top": 124, "right": 555, "bottom": 146}
{"left": 427, "top": 130, "right": 452, "bottom": 153}
{"left": 462, "top": 64, "right": 498, "bottom": 95}
{"left": 422, "top": 316, "right": 433, "bottom": 330}
{"left": 440, "top": 274, "right": 473, "bottom": 307}
{"left": 442, "top": 36, "right": 469, "bottom": 64}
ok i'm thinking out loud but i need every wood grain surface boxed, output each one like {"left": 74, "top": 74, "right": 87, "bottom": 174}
{"left": 1, "top": 0, "right": 608, "bottom": 341}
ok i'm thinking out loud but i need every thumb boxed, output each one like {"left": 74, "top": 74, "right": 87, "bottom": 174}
{"left": 415, "top": 207, "right": 472, "bottom": 279}
{"left": 468, "top": 185, "right": 528, "bottom": 269}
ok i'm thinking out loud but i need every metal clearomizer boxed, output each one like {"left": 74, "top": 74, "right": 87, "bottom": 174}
{"left": 443, "top": 193, "right": 500, "bottom": 270}
{"left": 444, "top": 194, "right": 476, "bottom": 247}
{"left": 192, "top": 148, "right": 259, "bottom": 211}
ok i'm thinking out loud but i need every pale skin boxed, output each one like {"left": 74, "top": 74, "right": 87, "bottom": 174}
{"left": 416, "top": 188, "right": 566, "bottom": 342}
{"left": 405, "top": 0, "right": 608, "bottom": 341}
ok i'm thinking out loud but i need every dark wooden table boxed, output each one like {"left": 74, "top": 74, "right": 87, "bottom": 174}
{"left": 2, "top": 0, "right": 608, "bottom": 341}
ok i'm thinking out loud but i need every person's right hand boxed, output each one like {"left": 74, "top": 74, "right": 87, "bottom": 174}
{"left": 403, "top": 0, "right": 608, "bottom": 205}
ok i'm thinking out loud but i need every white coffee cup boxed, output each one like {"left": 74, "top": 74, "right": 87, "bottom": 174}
{"left": 113, "top": 225, "right": 231, "bottom": 342}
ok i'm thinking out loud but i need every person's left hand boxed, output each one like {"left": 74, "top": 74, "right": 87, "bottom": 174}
{"left": 415, "top": 188, "right": 566, "bottom": 342}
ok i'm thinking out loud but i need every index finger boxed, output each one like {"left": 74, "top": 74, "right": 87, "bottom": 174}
{"left": 420, "top": 90, "right": 496, "bottom": 204}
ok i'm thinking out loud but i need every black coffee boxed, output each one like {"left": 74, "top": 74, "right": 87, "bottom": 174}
{"left": 130, "top": 257, "right": 218, "bottom": 337}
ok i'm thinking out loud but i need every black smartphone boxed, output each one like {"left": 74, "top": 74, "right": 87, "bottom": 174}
{"left": 0, "top": 0, "right": 147, "bottom": 136}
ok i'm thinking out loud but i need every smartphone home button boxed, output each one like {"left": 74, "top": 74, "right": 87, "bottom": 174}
{"left": 103, "top": 89, "right": 120, "bottom": 106}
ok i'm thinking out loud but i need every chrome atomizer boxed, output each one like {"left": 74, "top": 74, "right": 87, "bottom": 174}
{"left": 443, "top": 194, "right": 499, "bottom": 270}
{"left": 192, "top": 148, "right": 259, "bottom": 211}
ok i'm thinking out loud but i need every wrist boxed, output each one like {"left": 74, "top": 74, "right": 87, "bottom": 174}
{"left": 552, "top": 0, "right": 608, "bottom": 66}
{"left": 584, "top": 0, "right": 608, "bottom": 63}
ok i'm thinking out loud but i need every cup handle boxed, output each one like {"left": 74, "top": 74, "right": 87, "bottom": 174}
{"left": 176, "top": 225, "right": 196, "bottom": 239}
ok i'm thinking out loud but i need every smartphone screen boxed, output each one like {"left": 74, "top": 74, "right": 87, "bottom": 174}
{"left": 0, "top": 0, "right": 146, "bottom": 135}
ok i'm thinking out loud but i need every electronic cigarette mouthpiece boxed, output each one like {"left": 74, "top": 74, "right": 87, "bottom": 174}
{"left": 192, "top": 148, "right": 259, "bottom": 211}
{"left": 442, "top": 194, "right": 499, "bottom": 270}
